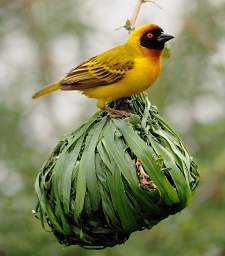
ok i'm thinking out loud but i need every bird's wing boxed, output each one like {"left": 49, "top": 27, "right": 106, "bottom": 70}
{"left": 61, "top": 47, "right": 134, "bottom": 90}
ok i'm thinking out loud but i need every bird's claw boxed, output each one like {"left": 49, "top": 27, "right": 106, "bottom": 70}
{"left": 103, "top": 106, "right": 134, "bottom": 118}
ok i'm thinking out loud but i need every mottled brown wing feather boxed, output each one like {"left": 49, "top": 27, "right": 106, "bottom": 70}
{"left": 61, "top": 47, "right": 134, "bottom": 90}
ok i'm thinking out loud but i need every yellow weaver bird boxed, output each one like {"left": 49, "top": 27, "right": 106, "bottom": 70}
{"left": 32, "top": 24, "right": 174, "bottom": 115}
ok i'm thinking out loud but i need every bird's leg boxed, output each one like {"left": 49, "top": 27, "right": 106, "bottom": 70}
{"left": 136, "top": 159, "right": 157, "bottom": 189}
{"left": 103, "top": 106, "right": 134, "bottom": 118}
{"left": 97, "top": 98, "right": 134, "bottom": 117}
{"left": 143, "top": 90, "right": 148, "bottom": 96}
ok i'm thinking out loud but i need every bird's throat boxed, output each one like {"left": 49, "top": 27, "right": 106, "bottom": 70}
{"left": 142, "top": 47, "right": 163, "bottom": 61}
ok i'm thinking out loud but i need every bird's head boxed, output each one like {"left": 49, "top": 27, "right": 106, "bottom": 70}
{"left": 127, "top": 24, "right": 174, "bottom": 53}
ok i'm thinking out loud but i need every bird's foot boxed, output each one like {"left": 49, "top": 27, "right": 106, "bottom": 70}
{"left": 103, "top": 106, "right": 134, "bottom": 118}
{"left": 136, "top": 159, "right": 157, "bottom": 189}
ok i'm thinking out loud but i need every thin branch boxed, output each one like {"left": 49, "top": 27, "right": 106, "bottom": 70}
{"left": 129, "top": 0, "right": 145, "bottom": 29}
{"left": 123, "top": 0, "right": 161, "bottom": 32}
{"left": 136, "top": 159, "right": 157, "bottom": 189}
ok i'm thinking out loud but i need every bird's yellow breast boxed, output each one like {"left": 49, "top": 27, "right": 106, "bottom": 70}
{"left": 83, "top": 57, "right": 161, "bottom": 102}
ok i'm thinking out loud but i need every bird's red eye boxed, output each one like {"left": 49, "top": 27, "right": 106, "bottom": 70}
{"left": 147, "top": 32, "right": 153, "bottom": 39}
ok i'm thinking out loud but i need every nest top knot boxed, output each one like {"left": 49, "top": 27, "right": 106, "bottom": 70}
{"left": 34, "top": 93, "right": 199, "bottom": 249}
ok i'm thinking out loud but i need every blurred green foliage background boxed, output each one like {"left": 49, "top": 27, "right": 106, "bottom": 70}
{"left": 0, "top": 0, "right": 225, "bottom": 255}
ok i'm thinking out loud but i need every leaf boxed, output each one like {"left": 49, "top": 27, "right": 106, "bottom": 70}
{"left": 97, "top": 141, "right": 112, "bottom": 171}
{"left": 103, "top": 122, "right": 139, "bottom": 230}
{"left": 45, "top": 200, "right": 65, "bottom": 234}
{"left": 95, "top": 153, "right": 120, "bottom": 228}
{"left": 148, "top": 135, "right": 192, "bottom": 207}
{"left": 153, "top": 129, "right": 191, "bottom": 183}
{"left": 74, "top": 161, "right": 86, "bottom": 219}
{"left": 163, "top": 47, "right": 171, "bottom": 58}
{"left": 103, "top": 121, "right": 139, "bottom": 186}
{"left": 74, "top": 117, "right": 107, "bottom": 218}
{"left": 114, "top": 119, "right": 179, "bottom": 205}
{"left": 34, "top": 93, "right": 199, "bottom": 247}
{"left": 61, "top": 136, "right": 85, "bottom": 213}
{"left": 107, "top": 165, "right": 138, "bottom": 231}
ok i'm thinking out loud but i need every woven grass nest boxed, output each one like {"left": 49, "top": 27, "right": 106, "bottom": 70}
{"left": 34, "top": 93, "right": 199, "bottom": 249}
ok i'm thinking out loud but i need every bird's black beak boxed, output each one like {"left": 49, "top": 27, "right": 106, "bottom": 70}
{"left": 156, "top": 33, "right": 174, "bottom": 43}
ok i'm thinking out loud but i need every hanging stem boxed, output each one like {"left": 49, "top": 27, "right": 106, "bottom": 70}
{"left": 123, "top": 0, "right": 156, "bottom": 32}
{"left": 129, "top": 0, "right": 145, "bottom": 29}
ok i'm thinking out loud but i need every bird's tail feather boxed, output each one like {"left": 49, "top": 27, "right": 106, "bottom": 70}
{"left": 32, "top": 82, "right": 61, "bottom": 99}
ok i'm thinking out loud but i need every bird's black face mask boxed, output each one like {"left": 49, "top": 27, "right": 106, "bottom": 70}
{"left": 140, "top": 28, "right": 174, "bottom": 50}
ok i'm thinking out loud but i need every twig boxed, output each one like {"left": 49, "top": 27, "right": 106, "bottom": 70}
{"left": 122, "top": 0, "right": 161, "bottom": 32}
{"left": 136, "top": 159, "right": 157, "bottom": 189}
{"left": 126, "top": 0, "right": 154, "bottom": 31}
{"left": 129, "top": 0, "right": 145, "bottom": 29}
